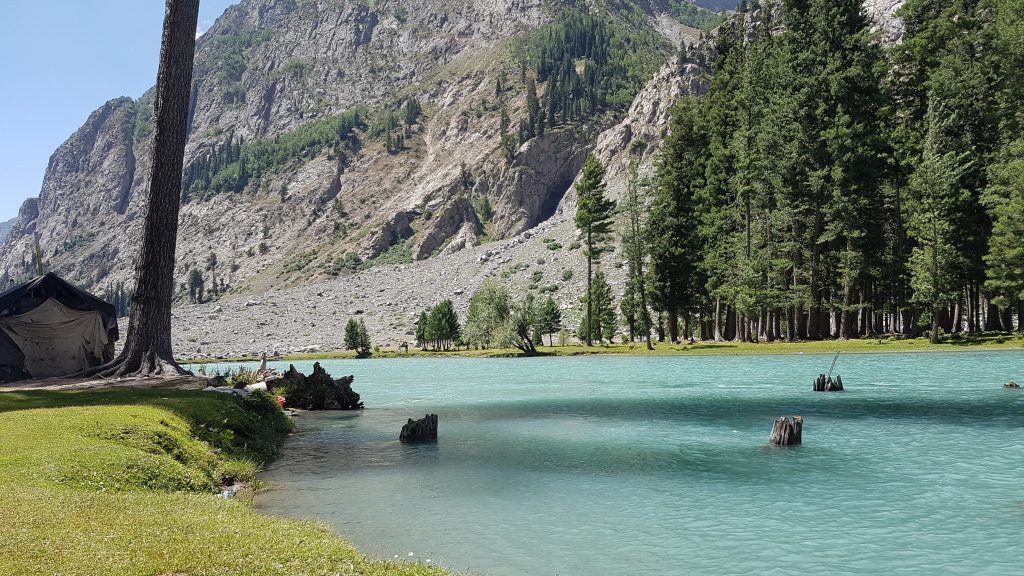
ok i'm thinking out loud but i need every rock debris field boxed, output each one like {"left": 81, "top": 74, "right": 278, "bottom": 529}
{"left": 167, "top": 217, "right": 626, "bottom": 360}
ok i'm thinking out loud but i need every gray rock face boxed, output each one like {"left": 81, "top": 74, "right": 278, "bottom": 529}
{"left": 864, "top": 0, "right": 906, "bottom": 43}
{"left": 0, "top": 0, "right": 565, "bottom": 292}
{"left": 0, "top": 218, "right": 15, "bottom": 244}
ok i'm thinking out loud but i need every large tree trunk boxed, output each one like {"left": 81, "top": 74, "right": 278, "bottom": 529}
{"left": 1000, "top": 306, "right": 1014, "bottom": 332}
{"left": 807, "top": 211, "right": 823, "bottom": 340}
{"left": 95, "top": 0, "right": 199, "bottom": 378}
{"left": 985, "top": 301, "right": 1001, "bottom": 331}
{"left": 714, "top": 298, "right": 724, "bottom": 341}
{"left": 586, "top": 229, "right": 593, "bottom": 346}
{"left": 668, "top": 308, "right": 679, "bottom": 343}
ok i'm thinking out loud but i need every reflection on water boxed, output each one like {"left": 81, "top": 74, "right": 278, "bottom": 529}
{"left": 207, "top": 353, "right": 1024, "bottom": 576}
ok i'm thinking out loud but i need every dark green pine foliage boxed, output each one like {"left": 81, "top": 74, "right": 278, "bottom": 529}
{"left": 650, "top": 97, "right": 706, "bottom": 343}
{"left": 418, "top": 300, "right": 461, "bottom": 351}
{"left": 579, "top": 269, "right": 617, "bottom": 344}
{"left": 620, "top": 162, "right": 653, "bottom": 348}
{"left": 415, "top": 311, "right": 429, "bottom": 351}
{"left": 982, "top": 0, "right": 1024, "bottom": 328}
{"left": 892, "top": 0, "right": 1005, "bottom": 332}
{"left": 574, "top": 154, "right": 616, "bottom": 346}
{"left": 344, "top": 318, "right": 372, "bottom": 358}
{"left": 520, "top": 6, "right": 669, "bottom": 134}
{"left": 781, "top": 0, "right": 888, "bottom": 339}
{"left": 182, "top": 109, "right": 365, "bottom": 200}
{"left": 539, "top": 296, "right": 563, "bottom": 346}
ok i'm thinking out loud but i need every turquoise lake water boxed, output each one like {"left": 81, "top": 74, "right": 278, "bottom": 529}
{"left": 205, "top": 353, "right": 1024, "bottom": 575}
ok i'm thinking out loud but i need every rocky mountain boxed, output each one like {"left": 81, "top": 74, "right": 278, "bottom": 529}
{"left": 1, "top": 0, "right": 694, "bottom": 293}
{"left": 0, "top": 218, "right": 13, "bottom": 245}
{"left": 0, "top": 0, "right": 905, "bottom": 355}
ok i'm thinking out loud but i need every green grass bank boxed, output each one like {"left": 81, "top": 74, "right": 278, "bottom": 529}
{"left": 186, "top": 332, "right": 1024, "bottom": 364}
{"left": 0, "top": 387, "right": 445, "bottom": 576}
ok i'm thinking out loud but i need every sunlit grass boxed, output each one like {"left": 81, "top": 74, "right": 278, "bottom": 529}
{"left": 0, "top": 388, "right": 447, "bottom": 576}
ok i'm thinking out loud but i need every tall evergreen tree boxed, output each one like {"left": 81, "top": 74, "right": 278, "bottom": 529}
{"left": 95, "top": 0, "right": 199, "bottom": 377}
{"left": 652, "top": 97, "right": 707, "bottom": 343}
{"left": 907, "top": 102, "right": 972, "bottom": 342}
{"left": 574, "top": 154, "right": 616, "bottom": 346}
{"left": 620, "top": 162, "right": 654, "bottom": 349}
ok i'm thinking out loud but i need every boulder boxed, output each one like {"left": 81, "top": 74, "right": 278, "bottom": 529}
{"left": 400, "top": 414, "right": 438, "bottom": 443}
{"left": 278, "top": 362, "right": 363, "bottom": 410}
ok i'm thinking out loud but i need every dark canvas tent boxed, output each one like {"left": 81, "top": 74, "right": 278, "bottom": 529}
{"left": 0, "top": 273, "right": 119, "bottom": 380}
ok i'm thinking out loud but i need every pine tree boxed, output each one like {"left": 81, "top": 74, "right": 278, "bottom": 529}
{"left": 539, "top": 296, "right": 563, "bottom": 346}
{"left": 621, "top": 162, "right": 653, "bottom": 349}
{"left": 983, "top": 137, "right": 1024, "bottom": 328}
{"left": 907, "top": 102, "right": 972, "bottom": 343}
{"left": 344, "top": 318, "right": 372, "bottom": 358}
{"left": 415, "top": 311, "right": 429, "bottom": 351}
{"left": 574, "top": 154, "right": 616, "bottom": 346}
{"left": 651, "top": 97, "right": 706, "bottom": 343}
{"left": 579, "top": 269, "right": 616, "bottom": 344}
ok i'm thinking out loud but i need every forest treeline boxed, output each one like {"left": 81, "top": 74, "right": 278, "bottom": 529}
{"left": 637, "top": 0, "right": 1024, "bottom": 344}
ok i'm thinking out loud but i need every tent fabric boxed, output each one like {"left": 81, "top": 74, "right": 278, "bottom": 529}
{"left": 0, "top": 273, "right": 117, "bottom": 334}
{"left": 0, "top": 329, "right": 27, "bottom": 381}
{"left": 0, "top": 298, "right": 109, "bottom": 378}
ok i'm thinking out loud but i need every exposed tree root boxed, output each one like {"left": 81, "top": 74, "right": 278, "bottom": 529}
{"left": 81, "top": 349, "right": 192, "bottom": 380}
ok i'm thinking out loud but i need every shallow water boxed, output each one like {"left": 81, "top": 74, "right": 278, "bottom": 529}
{"left": 209, "top": 353, "right": 1024, "bottom": 575}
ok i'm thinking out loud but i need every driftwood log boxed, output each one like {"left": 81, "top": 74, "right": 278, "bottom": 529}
{"left": 400, "top": 414, "right": 438, "bottom": 443}
{"left": 277, "top": 363, "right": 363, "bottom": 410}
{"left": 769, "top": 416, "right": 803, "bottom": 446}
{"left": 813, "top": 373, "right": 844, "bottom": 392}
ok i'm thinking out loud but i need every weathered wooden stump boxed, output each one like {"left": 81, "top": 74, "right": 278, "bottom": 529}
{"left": 813, "top": 373, "right": 844, "bottom": 392}
{"left": 400, "top": 414, "right": 438, "bottom": 443}
{"left": 1005, "top": 381, "right": 1021, "bottom": 389}
{"left": 769, "top": 416, "right": 803, "bottom": 446}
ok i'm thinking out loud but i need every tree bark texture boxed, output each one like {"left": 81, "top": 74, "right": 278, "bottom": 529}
{"left": 100, "top": 0, "right": 199, "bottom": 377}
{"left": 769, "top": 416, "right": 803, "bottom": 446}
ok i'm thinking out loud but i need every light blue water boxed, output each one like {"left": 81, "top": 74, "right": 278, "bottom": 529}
{"left": 208, "top": 353, "right": 1024, "bottom": 575}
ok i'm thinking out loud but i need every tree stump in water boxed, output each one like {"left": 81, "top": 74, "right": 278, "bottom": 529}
{"left": 400, "top": 414, "right": 438, "bottom": 443}
{"left": 813, "top": 374, "right": 844, "bottom": 392}
{"left": 769, "top": 416, "right": 803, "bottom": 446}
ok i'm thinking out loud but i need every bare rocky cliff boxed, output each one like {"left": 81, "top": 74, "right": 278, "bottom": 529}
{"left": 0, "top": 218, "right": 14, "bottom": 245}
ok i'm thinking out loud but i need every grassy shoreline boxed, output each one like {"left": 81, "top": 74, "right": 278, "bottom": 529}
{"left": 0, "top": 386, "right": 444, "bottom": 576}
{"left": 183, "top": 332, "right": 1024, "bottom": 364}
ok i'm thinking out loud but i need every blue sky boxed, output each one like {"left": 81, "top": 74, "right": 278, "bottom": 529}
{"left": 0, "top": 1, "right": 238, "bottom": 222}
